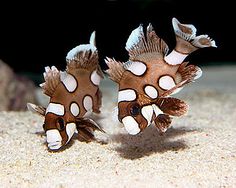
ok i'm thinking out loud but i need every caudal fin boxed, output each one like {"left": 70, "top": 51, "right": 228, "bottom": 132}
{"left": 165, "top": 18, "right": 216, "bottom": 65}
{"left": 173, "top": 18, "right": 216, "bottom": 51}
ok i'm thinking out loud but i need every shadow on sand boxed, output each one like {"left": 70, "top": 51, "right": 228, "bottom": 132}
{"left": 110, "top": 126, "right": 198, "bottom": 160}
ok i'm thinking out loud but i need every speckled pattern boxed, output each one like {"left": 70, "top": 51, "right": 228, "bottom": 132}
{"left": 0, "top": 66, "right": 236, "bottom": 188}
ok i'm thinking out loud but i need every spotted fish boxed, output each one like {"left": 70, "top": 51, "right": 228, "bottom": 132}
{"left": 105, "top": 18, "right": 216, "bottom": 135}
{"left": 27, "top": 31, "right": 104, "bottom": 151}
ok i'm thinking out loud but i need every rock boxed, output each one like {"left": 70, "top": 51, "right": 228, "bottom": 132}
{"left": 0, "top": 60, "right": 37, "bottom": 111}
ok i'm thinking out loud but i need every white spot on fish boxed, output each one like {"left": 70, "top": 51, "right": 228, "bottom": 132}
{"left": 122, "top": 116, "right": 140, "bottom": 135}
{"left": 164, "top": 50, "right": 188, "bottom": 65}
{"left": 60, "top": 72, "right": 77, "bottom": 92}
{"left": 90, "top": 70, "right": 101, "bottom": 85}
{"left": 66, "top": 123, "right": 76, "bottom": 144}
{"left": 144, "top": 85, "right": 158, "bottom": 99}
{"left": 70, "top": 102, "right": 80, "bottom": 117}
{"left": 46, "top": 103, "right": 64, "bottom": 116}
{"left": 46, "top": 129, "right": 62, "bottom": 150}
{"left": 118, "top": 89, "right": 136, "bottom": 103}
{"left": 159, "top": 75, "right": 176, "bottom": 90}
{"left": 124, "top": 61, "right": 147, "bottom": 76}
{"left": 83, "top": 96, "right": 93, "bottom": 111}
{"left": 141, "top": 105, "right": 154, "bottom": 127}
{"left": 152, "top": 104, "right": 163, "bottom": 117}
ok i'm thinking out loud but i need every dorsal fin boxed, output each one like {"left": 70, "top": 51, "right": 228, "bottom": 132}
{"left": 66, "top": 31, "right": 99, "bottom": 73}
{"left": 40, "top": 66, "right": 61, "bottom": 97}
{"left": 125, "top": 24, "right": 169, "bottom": 61}
{"left": 104, "top": 57, "right": 126, "bottom": 83}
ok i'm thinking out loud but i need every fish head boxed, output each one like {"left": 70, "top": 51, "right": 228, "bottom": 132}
{"left": 44, "top": 104, "right": 76, "bottom": 151}
{"left": 117, "top": 89, "right": 155, "bottom": 135}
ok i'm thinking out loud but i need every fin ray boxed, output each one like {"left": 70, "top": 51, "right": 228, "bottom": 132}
{"left": 40, "top": 66, "right": 61, "bottom": 97}
{"left": 160, "top": 80, "right": 188, "bottom": 97}
{"left": 105, "top": 57, "right": 126, "bottom": 83}
{"left": 156, "top": 97, "right": 188, "bottom": 116}
{"left": 27, "top": 103, "right": 46, "bottom": 116}
{"left": 177, "top": 62, "right": 202, "bottom": 82}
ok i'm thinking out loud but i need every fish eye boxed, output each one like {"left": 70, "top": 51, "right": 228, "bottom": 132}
{"left": 130, "top": 103, "right": 140, "bottom": 116}
{"left": 57, "top": 118, "right": 65, "bottom": 131}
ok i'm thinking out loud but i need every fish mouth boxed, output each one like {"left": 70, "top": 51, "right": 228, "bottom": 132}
{"left": 46, "top": 129, "right": 62, "bottom": 151}
{"left": 48, "top": 141, "right": 62, "bottom": 151}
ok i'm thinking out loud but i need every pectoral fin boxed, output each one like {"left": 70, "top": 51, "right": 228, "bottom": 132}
{"left": 76, "top": 118, "right": 105, "bottom": 133}
{"left": 156, "top": 97, "right": 188, "bottom": 116}
{"left": 27, "top": 103, "right": 46, "bottom": 116}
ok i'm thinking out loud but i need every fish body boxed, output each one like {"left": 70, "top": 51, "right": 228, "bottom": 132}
{"left": 28, "top": 32, "right": 104, "bottom": 151}
{"left": 106, "top": 18, "right": 216, "bottom": 135}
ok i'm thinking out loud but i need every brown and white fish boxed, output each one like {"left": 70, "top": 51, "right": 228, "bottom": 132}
{"left": 105, "top": 18, "right": 216, "bottom": 135}
{"left": 27, "top": 31, "right": 104, "bottom": 151}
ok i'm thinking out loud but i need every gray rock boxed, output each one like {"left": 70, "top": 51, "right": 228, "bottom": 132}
{"left": 0, "top": 60, "right": 37, "bottom": 111}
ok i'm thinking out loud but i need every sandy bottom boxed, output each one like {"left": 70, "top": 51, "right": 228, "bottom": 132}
{"left": 0, "top": 66, "right": 236, "bottom": 188}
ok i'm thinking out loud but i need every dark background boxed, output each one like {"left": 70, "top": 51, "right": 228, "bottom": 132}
{"left": 0, "top": 0, "right": 234, "bottom": 82}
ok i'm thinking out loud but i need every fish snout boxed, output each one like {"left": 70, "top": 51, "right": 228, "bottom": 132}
{"left": 46, "top": 129, "right": 62, "bottom": 150}
{"left": 121, "top": 105, "right": 155, "bottom": 135}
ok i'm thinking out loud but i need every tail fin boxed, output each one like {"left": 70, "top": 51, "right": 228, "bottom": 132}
{"left": 173, "top": 18, "right": 216, "bottom": 52}
{"left": 165, "top": 18, "right": 216, "bottom": 65}
{"left": 66, "top": 31, "right": 99, "bottom": 72}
